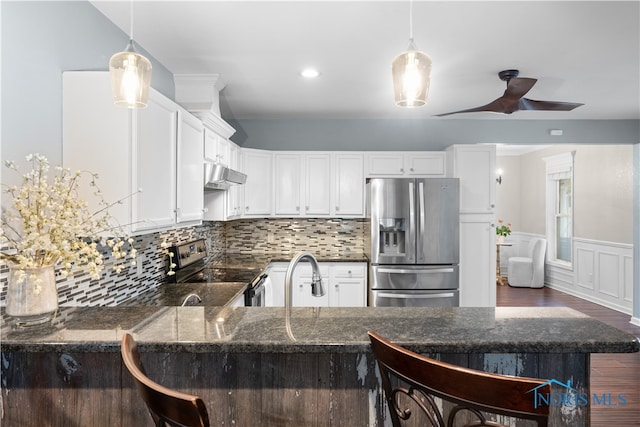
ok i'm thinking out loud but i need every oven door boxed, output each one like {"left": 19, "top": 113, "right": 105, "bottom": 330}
{"left": 370, "top": 289, "right": 459, "bottom": 307}
{"left": 245, "top": 274, "right": 268, "bottom": 307}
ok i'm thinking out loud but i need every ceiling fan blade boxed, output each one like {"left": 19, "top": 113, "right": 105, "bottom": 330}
{"left": 434, "top": 100, "right": 505, "bottom": 117}
{"left": 503, "top": 77, "right": 537, "bottom": 99}
{"left": 434, "top": 97, "right": 519, "bottom": 117}
{"left": 519, "top": 98, "right": 584, "bottom": 111}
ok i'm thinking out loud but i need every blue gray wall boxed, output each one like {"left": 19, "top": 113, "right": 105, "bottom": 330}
{"left": 230, "top": 118, "right": 639, "bottom": 151}
{"left": 1, "top": 0, "right": 174, "bottom": 167}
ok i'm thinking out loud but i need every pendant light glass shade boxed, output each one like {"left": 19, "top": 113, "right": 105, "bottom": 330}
{"left": 109, "top": 40, "right": 152, "bottom": 108}
{"left": 392, "top": 40, "right": 432, "bottom": 107}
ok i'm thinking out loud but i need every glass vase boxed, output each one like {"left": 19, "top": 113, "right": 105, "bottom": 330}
{"left": 6, "top": 264, "right": 58, "bottom": 326}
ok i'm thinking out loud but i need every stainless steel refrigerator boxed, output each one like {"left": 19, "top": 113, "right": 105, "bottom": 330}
{"left": 368, "top": 178, "right": 460, "bottom": 307}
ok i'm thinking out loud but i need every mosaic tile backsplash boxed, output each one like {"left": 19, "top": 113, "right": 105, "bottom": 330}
{"left": 224, "top": 218, "right": 367, "bottom": 257}
{"left": 0, "top": 218, "right": 364, "bottom": 307}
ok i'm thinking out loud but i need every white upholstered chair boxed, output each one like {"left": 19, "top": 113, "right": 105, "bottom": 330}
{"left": 507, "top": 238, "right": 547, "bottom": 288}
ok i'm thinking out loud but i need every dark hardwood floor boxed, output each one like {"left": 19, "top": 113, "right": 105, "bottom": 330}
{"left": 496, "top": 285, "right": 640, "bottom": 426}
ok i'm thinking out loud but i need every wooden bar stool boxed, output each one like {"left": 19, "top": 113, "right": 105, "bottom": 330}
{"left": 121, "top": 333, "right": 210, "bottom": 427}
{"left": 368, "top": 331, "right": 550, "bottom": 427}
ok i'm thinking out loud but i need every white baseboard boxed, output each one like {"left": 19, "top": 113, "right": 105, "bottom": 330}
{"left": 631, "top": 317, "right": 640, "bottom": 328}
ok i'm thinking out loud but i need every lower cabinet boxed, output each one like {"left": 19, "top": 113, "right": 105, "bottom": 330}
{"left": 265, "top": 262, "right": 367, "bottom": 307}
{"left": 459, "top": 215, "right": 496, "bottom": 307}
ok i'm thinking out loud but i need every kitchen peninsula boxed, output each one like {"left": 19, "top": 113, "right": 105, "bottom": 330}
{"left": 2, "top": 305, "right": 638, "bottom": 426}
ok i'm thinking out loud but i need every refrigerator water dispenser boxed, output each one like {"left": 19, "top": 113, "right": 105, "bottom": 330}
{"left": 378, "top": 218, "right": 405, "bottom": 256}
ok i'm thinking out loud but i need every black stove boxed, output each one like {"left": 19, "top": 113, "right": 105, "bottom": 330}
{"left": 166, "top": 239, "right": 267, "bottom": 306}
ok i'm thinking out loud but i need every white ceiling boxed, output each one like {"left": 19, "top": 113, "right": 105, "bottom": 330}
{"left": 91, "top": 1, "right": 640, "bottom": 121}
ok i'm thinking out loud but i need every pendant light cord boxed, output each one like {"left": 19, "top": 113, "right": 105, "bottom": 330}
{"left": 129, "top": 0, "right": 134, "bottom": 41}
{"left": 408, "top": 0, "right": 414, "bottom": 43}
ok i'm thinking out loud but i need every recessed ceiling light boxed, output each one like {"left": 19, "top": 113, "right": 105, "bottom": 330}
{"left": 301, "top": 68, "right": 320, "bottom": 78}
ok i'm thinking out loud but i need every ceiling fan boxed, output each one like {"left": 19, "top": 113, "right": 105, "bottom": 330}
{"left": 434, "top": 69, "right": 584, "bottom": 117}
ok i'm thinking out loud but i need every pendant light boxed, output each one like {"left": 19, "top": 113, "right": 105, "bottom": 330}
{"left": 391, "top": 0, "right": 431, "bottom": 107}
{"left": 109, "top": 0, "right": 152, "bottom": 109}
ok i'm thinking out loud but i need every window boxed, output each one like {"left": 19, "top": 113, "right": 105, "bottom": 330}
{"left": 555, "top": 178, "right": 572, "bottom": 262}
{"left": 544, "top": 152, "right": 575, "bottom": 266}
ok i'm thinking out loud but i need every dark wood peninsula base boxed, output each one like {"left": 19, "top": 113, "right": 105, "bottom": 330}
{"left": 2, "top": 306, "right": 638, "bottom": 426}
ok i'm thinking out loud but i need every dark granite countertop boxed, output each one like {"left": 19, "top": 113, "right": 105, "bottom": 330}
{"left": 2, "top": 306, "right": 638, "bottom": 355}
{"left": 120, "top": 282, "right": 248, "bottom": 307}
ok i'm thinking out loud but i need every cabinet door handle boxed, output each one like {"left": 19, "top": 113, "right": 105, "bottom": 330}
{"left": 335, "top": 206, "right": 340, "bottom": 211}
{"left": 296, "top": 206, "right": 300, "bottom": 211}
{"left": 410, "top": 168, "right": 414, "bottom": 172}
{"left": 400, "top": 168, "right": 404, "bottom": 172}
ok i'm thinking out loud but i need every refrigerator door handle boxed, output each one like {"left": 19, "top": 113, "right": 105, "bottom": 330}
{"left": 377, "top": 292, "right": 456, "bottom": 299}
{"left": 417, "top": 181, "right": 425, "bottom": 260}
{"left": 409, "top": 182, "right": 416, "bottom": 237}
{"left": 377, "top": 267, "right": 456, "bottom": 274}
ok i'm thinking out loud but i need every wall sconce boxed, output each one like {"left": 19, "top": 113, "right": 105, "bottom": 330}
{"left": 496, "top": 168, "right": 503, "bottom": 185}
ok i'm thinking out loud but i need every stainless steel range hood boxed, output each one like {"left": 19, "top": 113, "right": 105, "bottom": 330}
{"left": 204, "top": 162, "right": 247, "bottom": 191}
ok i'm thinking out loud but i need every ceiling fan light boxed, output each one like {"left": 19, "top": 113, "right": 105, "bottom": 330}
{"left": 109, "top": 40, "right": 152, "bottom": 109}
{"left": 392, "top": 47, "right": 431, "bottom": 107}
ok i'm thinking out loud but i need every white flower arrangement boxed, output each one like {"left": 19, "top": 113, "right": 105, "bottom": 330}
{"left": 1, "top": 154, "right": 136, "bottom": 285}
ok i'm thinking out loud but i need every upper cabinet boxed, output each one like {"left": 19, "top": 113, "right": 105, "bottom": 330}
{"left": 62, "top": 71, "right": 203, "bottom": 234}
{"left": 176, "top": 110, "right": 205, "bottom": 223}
{"left": 242, "top": 149, "right": 273, "bottom": 217}
{"left": 272, "top": 152, "right": 363, "bottom": 218}
{"left": 273, "top": 152, "right": 332, "bottom": 217}
{"left": 446, "top": 145, "right": 496, "bottom": 214}
{"left": 333, "top": 153, "right": 364, "bottom": 216}
{"left": 204, "top": 129, "right": 230, "bottom": 165}
{"left": 365, "top": 152, "right": 446, "bottom": 177}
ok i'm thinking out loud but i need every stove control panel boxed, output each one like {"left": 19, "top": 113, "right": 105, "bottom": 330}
{"left": 172, "top": 239, "right": 207, "bottom": 269}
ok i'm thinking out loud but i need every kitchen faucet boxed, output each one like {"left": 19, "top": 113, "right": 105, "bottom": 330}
{"left": 181, "top": 293, "right": 202, "bottom": 306}
{"left": 284, "top": 252, "right": 325, "bottom": 340}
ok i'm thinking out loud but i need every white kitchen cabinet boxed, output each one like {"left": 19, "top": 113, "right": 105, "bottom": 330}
{"left": 242, "top": 148, "right": 273, "bottom": 216}
{"left": 264, "top": 264, "right": 287, "bottom": 307}
{"left": 365, "top": 152, "right": 446, "bottom": 177}
{"left": 304, "top": 154, "right": 331, "bottom": 216}
{"left": 225, "top": 141, "right": 242, "bottom": 219}
{"left": 328, "top": 263, "right": 367, "bottom": 307}
{"left": 292, "top": 264, "right": 330, "bottom": 307}
{"left": 203, "top": 129, "right": 229, "bottom": 166}
{"left": 445, "top": 145, "right": 497, "bottom": 307}
{"left": 333, "top": 153, "right": 364, "bottom": 216}
{"left": 176, "top": 109, "right": 204, "bottom": 224}
{"left": 62, "top": 71, "right": 203, "bottom": 234}
{"left": 266, "top": 262, "right": 367, "bottom": 307}
{"left": 273, "top": 152, "right": 331, "bottom": 217}
{"left": 132, "top": 88, "right": 178, "bottom": 231}
{"left": 446, "top": 145, "right": 496, "bottom": 214}
{"left": 274, "top": 153, "right": 303, "bottom": 215}
{"left": 458, "top": 215, "right": 496, "bottom": 307}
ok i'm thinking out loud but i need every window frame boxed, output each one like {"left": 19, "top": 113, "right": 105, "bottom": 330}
{"left": 543, "top": 152, "right": 575, "bottom": 269}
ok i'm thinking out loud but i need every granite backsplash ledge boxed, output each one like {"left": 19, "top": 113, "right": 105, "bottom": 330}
{"left": 221, "top": 218, "right": 368, "bottom": 258}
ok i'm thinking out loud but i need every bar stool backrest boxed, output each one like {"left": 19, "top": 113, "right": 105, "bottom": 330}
{"left": 121, "top": 333, "right": 210, "bottom": 427}
{"left": 368, "top": 331, "right": 550, "bottom": 427}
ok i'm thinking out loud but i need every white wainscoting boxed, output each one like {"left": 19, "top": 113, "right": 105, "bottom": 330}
{"left": 501, "top": 233, "right": 634, "bottom": 315}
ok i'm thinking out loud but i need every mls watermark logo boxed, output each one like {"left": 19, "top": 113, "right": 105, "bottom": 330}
{"left": 528, "top": 379, "right": 627, "bottom": 408}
